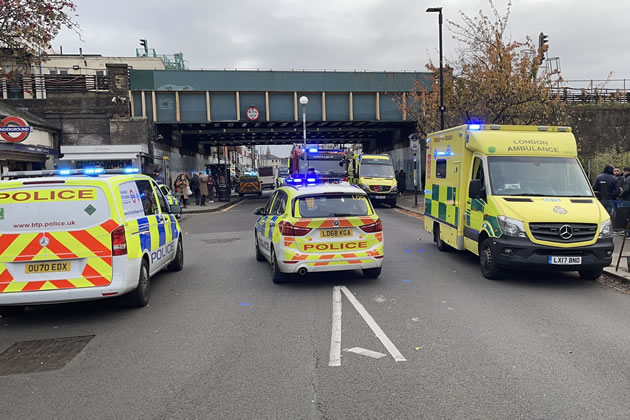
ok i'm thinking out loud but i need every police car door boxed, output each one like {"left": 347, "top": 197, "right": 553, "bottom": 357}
{"left": 135, "top": 179, "right": 169, "bottom": 274}
{"left": 152, "top": 180, "right": 178, "bottom": 267}
{"left": 257, "top": 191, "right": 278, "bottom": 258}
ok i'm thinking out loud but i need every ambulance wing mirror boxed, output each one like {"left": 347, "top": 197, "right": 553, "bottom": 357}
{"left": 469, "top": 179, "right": 485, "bottom": 199}
{"left": 254, "top": 207, "right": 266, "bottom": 215}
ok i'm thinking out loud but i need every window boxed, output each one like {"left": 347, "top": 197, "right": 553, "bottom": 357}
{"left": 298, "top": 195, "right": 369, "bottom": 218}
{"left": 271, "top": 192, "right": 287, "bottom": 215}
{"left": 59, "top": 70, "right": 68, "bottom": 75}
{"left": 49, "top": 70, "right": 58, "bottom": 75}
{"left": 95, "top": 70, "right": 105, "bottom": 76}
{"left": 135, "top": 180, "right": 158, "bottom": 216}
{"left": 264, "top": 192, "right": 278, "bottom": 214}
{"left": 436, "top": 159, "right": 447, "bottom": 179}
{"left": 152, "top": 181, "right": 169, "bottom": 213}
{"left": 472, "top": 157, "right": 485, "bottom": 183}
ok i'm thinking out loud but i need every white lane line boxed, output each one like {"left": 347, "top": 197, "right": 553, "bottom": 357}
{"left": 328, "top": 286, "right": 343, "bottom": 367}
{"left": 344, "top": 347, "right": 387, "bottom": 359}
{"left": 340, "top": 286, "right": 407, "bottom": 363}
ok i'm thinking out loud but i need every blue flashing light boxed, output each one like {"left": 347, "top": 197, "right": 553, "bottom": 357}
{"left": 307, "top": 178, "right": 316, "bottom": 183}
{"left": 307, "top": 148, "right": 318, "bottom": 153}
{"left": 468, "top": 124, "right": 481, "bottom": 130}
{"left": 83, "top": 167, "right": 105, "bottom": 175}
{"left": 123, "top": 167, "right": 140, "bottom": 174}
{"left": 58, "top": 169, "right": 71, "bottom": 176}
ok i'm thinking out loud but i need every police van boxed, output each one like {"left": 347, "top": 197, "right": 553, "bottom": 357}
{"left": 424, "top": 124, "right": 613, "bottom": 280}
{"left": 254, "top": 181, "right": 384, "bottom": 283}
{"left": 0, "top": 168, "right": 184, "bottom": 315}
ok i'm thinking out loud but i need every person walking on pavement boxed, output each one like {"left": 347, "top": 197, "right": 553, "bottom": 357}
{"left": 593, "top": 165, "right": 621, "bottom": 217}
{"left": 174, "top": 173, "right": 190, "bottom": 209}
{"left": 191, "top": 172, "right": 201, "bottom": 205}
{"left": 199, "top": 172, "right": 209, "bottom": 206}
{"left": 619, "top": 167, "right": 630, "bottom": 208}
{"left": 397, "top": 169, "right": 406, "bottom": 196}
{"left": 207, "top": 174, "right": 215, "bottom": 203}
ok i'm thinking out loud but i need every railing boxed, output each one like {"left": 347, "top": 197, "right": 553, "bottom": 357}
{"left": 550, "top": 86, "right": 630, "bottom": 104}
{"left": 1, "top": 74, "right": 109, "bottom": 99}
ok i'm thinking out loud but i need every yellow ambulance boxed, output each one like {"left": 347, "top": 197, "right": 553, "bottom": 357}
{"left": 0, "top": 168, "right": 184, "bottom": 315}
{"left": 424, "top": 124, "right": 613, "bottom": 280}
{"left": 347, "top": 154, "right": 398, "bottom": 207}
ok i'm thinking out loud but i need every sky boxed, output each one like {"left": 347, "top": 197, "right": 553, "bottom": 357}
{"left": 53, "top": 0, "right": 630, "bottom": 156}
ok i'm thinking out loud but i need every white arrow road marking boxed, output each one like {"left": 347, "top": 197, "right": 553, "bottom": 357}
{"left": 328, "top": 285, "right": 407, "bottom": 367}
{"left": 344, "top": 347, "right": 387, "bottom": 359}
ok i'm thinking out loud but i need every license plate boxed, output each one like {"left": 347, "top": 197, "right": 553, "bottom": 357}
{"left": 25, "top": 262, "right": 72, "bottom": 274}
{"left": 374, "top": 195, "right": 386, "bottom": 199}
{"left": 548, "top": 256, "right": 582, "bottom": 265}
{"left": 320, "top": 229, "right": 353, "bottom": 238}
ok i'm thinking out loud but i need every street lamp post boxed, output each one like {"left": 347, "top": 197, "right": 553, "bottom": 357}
{"left": 299, "top": 96, "right": 308, "bottom": 145}
{"left": 426, "top": 7, "right": 445, "bottom": 130}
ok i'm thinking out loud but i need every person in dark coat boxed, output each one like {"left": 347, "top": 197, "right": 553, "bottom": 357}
{"left": 593, "top": 165, "right": 621, "bottom": 216}
{"left": 191, "top": 172, "right": 201, "bottom": 205}
{"left": 397, "top": 169, "right": 406, "bottom": 196}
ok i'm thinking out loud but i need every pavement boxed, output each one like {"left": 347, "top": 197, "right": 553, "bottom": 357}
{"left": 181, "top": 191, "right": 244, "bottom": 214}
{"left": 605, "top": 233, "right": 630, "bottom": 280}
{"left": 2, "top": 198, "right": 630, "bottom": 419}
{"left": 395, "top": 191, "right": 425, "bottom": 214}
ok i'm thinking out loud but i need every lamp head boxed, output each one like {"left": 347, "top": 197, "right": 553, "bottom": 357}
{"left": 299, "top": 96, "right": 309, "bottom": 105}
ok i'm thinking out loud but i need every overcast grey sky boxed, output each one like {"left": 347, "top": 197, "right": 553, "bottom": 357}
{"left": 53, "top": 0, "right": 629, "bottom": 157}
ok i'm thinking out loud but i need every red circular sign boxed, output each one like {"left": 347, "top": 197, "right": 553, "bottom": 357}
{"left": 246, "top": 106, "right": 260, "bottom": 121}
{"left": 0, "top": 116, "right": 31, "bottom": 143}
{"left": 130, "top": 190, "right": 137, "bottom": 203}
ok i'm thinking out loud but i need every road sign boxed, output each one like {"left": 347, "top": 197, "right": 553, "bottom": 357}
{"left": 0, "top": 116, "right": 31, "bottom": 143}
{"left": 408, "top": 133, "right": 420, "bottom": 151}
{"left": 246, "top": 106, "right": 260, "bottom": 121}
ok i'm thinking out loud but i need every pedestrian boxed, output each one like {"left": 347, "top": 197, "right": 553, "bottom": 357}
{"left": 199, "top": 172, "right": 209, "bottom": 206}
{"left": 174, "top": 173, "right": 190, "bottom": 208}
{"left": 395, "top": 170, "right": 400, "bottom": 194}
{"left": 593, "top": 165, "right": 621, "bottom": 217}
{"left": 191, "top": 171, "right": 201, "bottom": 205}
{"left": 152, "top": 170, "right": 164, "bottom": 185}
{"left": 613, "top": 167, "right": 624, "bottom": 213}
{"left": 619, "top": 167, "right": 630, "bottom": 208}
{"left": 207, "top": 174, "right": 215, "bottom": 202}
{"left": 397, "top": 169, "right": 406, "bottom": 196}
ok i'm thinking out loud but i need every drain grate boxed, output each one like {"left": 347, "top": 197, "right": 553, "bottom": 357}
{"left": 0, "top": 335, "right": 94, "bottom": 376}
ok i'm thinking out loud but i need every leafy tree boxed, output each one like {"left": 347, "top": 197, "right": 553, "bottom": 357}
{"left": 0, "top": 0, "right": 80, "bottom": 74}
{"left": 403, "top": 0, "right": 566, "bottom": 142}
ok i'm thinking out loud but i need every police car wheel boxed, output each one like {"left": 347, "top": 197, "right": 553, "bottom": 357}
{"left": 0, "top": 306, "right": 25, "bottom": 317}
{"left": 363, "top": 267, "right": 382, "bottom": 278}
{"left": 479, "top": 238, "right": 502, "bottom": 280}
{"left": 271, "top": 248, "right": 286, "bottom": 284}
{"left": 127, "top": 259, "right": 151, "bottom": 307}
{"left": 435, "top": 224, "right": 450, "bottom": 252}
{"left": 255, "top": 233, "right": 265, "bottom": 262}
{"left": 578, "top": 268, "right": 603, "bottom": 280}
{"left": 167, "top": 239, "right": 184, "bottom": 272}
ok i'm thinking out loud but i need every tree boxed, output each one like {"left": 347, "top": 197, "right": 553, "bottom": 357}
{"left": 0, "top": 0, "right": 80, "bottom": 74}
{"left": 403, "top": 0, "right": 566, "bottom": 142}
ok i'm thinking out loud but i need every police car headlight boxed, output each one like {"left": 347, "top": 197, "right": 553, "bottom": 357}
{"left": 498, "top": 216, "right": 526, "bottom": 237}
{"left": 599, "top": 219, "right": 612, "bottom": 238}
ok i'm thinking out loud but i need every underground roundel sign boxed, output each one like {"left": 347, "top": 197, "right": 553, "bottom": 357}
{"left": 0, "top": 116, "right": 32, "bottom": 143}
{"left": 246, "top": 106, "right": 260, "bottom": 121}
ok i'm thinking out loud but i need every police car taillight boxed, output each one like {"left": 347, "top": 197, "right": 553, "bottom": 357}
{"left": 360, "top": 219, "right": 382, "bottom": 233}
{"left": 279, "top": 221, "right": 311, "bottom": 236}
{"left": 111, "top": 225, "right": 128, "bottom": 256}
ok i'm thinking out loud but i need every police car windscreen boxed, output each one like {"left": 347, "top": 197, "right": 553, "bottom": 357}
{"left": 298, "top": 195, "right": 369, "bottom": 218}
{"left": 0, "top": 185, "right": 111, "bottom": 233}
{"left": 361, "top": 163, "right": 394, "bottom": 178}
{"left": 488, "top": 157, "right": 593, "bottom": 197}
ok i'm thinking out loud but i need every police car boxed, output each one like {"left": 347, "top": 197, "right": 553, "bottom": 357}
{"left": 254, "top": 181, "right": 384, "bottom": 283}
{"left": 0, "top": 168, "right": 184, "bottom": 315}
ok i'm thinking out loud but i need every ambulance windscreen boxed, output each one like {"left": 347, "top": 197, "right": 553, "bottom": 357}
{"left": 488, "top": 157, "right": 593, "bottom": 197}
{"left": 0, "top": 185, "right": 111, "bottom": 233}
{"left": 298, "top": 195, "right": 369, "bottom": 218}
{"left": 361, "top": 163, "right": 395, "bottom": 178}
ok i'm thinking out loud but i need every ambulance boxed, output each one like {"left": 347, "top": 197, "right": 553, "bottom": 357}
{"left": 347, "top": 154, "right": 398, "bottom": 207}
{"left": 0, "top": 168, "right": 184, "bottom": 315}
{"left": 424, "top": 124, "right": 613, "bottom": 280}
{"left": 253, "top": 182, "right": 384, "bottom": 283}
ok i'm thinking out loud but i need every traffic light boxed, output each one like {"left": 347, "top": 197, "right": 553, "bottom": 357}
{"left": 538, "top": 32, "right": 549, "bottom": 64}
